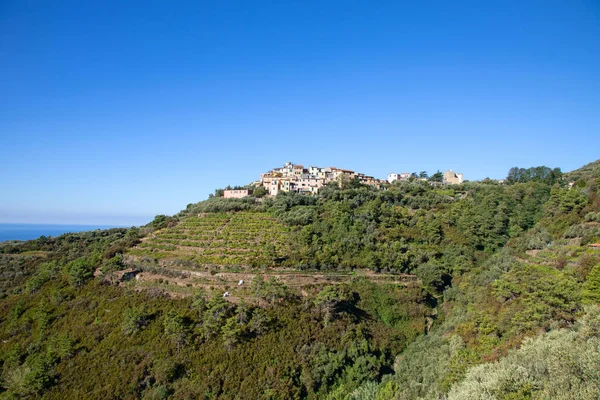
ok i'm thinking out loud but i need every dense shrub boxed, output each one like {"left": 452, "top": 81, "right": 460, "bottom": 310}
{"left": 448, "top": 306, "right": 600, "bottom": 400}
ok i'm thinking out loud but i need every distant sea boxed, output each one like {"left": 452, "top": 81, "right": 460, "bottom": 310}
{"left": 0, "top": 223, "right": 126, "bottom": 242}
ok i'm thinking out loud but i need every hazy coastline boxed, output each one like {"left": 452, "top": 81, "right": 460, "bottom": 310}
{"left": 0, "top": 223, "right": 127, "bottom": 242}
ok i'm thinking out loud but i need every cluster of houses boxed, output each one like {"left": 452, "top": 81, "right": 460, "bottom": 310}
{"left": 223, "top": 162, "right": 464, "bottom": 198}
{"left": 257, "top": 162, "right": 382, "bottom": 196}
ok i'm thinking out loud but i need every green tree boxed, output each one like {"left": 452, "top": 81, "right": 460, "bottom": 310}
{"left": 26, "top": 261, "right": 59, "bottom": 293}
{"left": 265, "top": 277, "right": 288, "bottom": 305}
{"left": 33, "top": 305, "right": 51, "bottom": 334}
{"left": 235, "top": 300, "right": 250, "bottom": 324}
{"left": 248, "top": 308, "right": 271, "bottom": 337}
{"left": 66, "top": 258, "right": 93, "bottom": 287}
{"left": 221, "top": 316, "right": 245, "bottom": 349}
{"left": 251, "top": 275, "right": 288, "bottom": 306}
{"left": 506, "top": 165, "right": 563, "bottom": 185}
{"left": 252, "top": 186, "right": 268, "bottom": 198}
{"left": 315, "top": 285, "right": 353, "bottom": 326}
{"left": 191, "top": 290, "right": 207, "bottom": 319}
{"left": 415, "top": 262, "right": 450, "bottom": 292}
{"left": 429, "top": 171, "right": 443, "bottom": 183}
{"left": 582, "top": 263, "right": 600, "bottom": 304}
{"left": 122, "top": 306, "right": 149, "bottom": 335}
{"left": 150, "top": 215, "right": 176, "bottom": 230}
{"left": 493, "top": 264, "right": 581, "bottom": 334}
{"left": 200, "top": 294, "right": 232, "bottom": 339}
{"left": 163, "top": 311, "right": 188, "bottom": 351}
{"left": 251, "top": 274, "right": 266, "bottom": 306}
{"left": 5, "top": 355, "right": 54, "bottom": 397}
{"left": 101, "top": 254, "right": 123, "bottom": 284}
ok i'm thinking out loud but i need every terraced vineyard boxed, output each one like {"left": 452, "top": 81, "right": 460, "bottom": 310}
{"left": 125, "top": 211, "right": 420, "bottom": 299}
{"left": 127, "top": 212, "right": 292, "bottom": 269}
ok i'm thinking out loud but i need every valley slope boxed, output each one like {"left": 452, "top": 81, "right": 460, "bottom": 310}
{"left": 0, "top": 161, "right": 599, "bottom": 399}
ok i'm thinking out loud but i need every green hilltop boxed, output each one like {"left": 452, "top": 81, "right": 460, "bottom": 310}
{"left": 565, "top": 159, "right": 600, "bottom": 182}
{"left": 0, "top": 160, "right": 599, "bottom": 399}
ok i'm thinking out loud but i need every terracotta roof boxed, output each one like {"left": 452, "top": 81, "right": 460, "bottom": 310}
{"left": 589, "top": 243, "right": 600, "bottom": 248}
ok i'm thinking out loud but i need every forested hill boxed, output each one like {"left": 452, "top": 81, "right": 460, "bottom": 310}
{"left": 0, "top": 160, "right": 599, "bottom": 399}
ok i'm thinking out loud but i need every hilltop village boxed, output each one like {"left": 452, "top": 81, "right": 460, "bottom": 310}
{"left": 223, "top": 161, "right": 464, "bottom": 198}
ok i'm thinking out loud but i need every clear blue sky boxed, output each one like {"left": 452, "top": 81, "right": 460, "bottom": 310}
{"left": 1, "top": 0, "right": 599, "bottom": 225}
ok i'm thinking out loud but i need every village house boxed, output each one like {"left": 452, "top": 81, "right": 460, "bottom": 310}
{"left": 224, "top": 189, "right": 253, "bottom": 198}
{"left": 293, "top": 164, "right": 304, "bottom": 177}
{"left": 298, "top": 173, "right": 322, "bottom": 194}
{"left": 387, "top": 172, "right": 411, "bottom": 183}
{"left": 308, "top": 166, "right": 327, "bottom": 179}
{"left": 268, "top": 180, "right": 281, "bottom": 196}
{"left": 356, "top": 173, "right": 379, "bottom": 186}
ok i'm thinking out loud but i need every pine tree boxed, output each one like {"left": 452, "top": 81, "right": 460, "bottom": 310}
{"left": 163, "top": 311, "right": 187, "bottom": 352}
{"left": 221, "top": 316, "right": 244, "bottom": 349}
{"left": 66, "top": 258, "right": 93, "bottom": 287}
{"left": 583, "top": 263, "right": 600, "bottom": 304}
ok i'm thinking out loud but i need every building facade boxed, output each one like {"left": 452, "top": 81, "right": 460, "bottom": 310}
{"left": 443, "top": 170, "right": 464, "bottom": 185}
{"left": 387, "top": 172, "right": 411, "bottom": 183}
{"left": 223, "top": 189, "right": 253, "bottom": 198}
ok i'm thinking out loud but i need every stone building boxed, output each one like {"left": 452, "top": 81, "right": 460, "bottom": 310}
{"left": 443, "top": 170, "right": 464, "bottom": 185}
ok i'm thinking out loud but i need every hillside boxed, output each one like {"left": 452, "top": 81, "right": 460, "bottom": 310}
{"left": 0, "top": 161, "right": 599, "bottom": 399}
{"left": 128, "top": 212, "right": 292, "bottom": 268}
{"left": 565, "top": 159, "right": 600, "bottom": 183}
